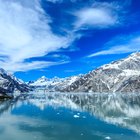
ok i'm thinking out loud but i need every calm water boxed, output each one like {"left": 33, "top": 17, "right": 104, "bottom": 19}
{"left": 0, "top": 92, "right": 140, "bottom": 140}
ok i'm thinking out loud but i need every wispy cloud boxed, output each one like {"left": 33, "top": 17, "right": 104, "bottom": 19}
{"left": 88, "top": 35, "right": 140, "bottom": 57}
{"left": 0, "top": 0, "right": 123, "bottom": 72}
{"left": 74, "top": 2, "right": 120, "bottom": 30}
{"left": 0, "top": 0, "right": 75, "bottom": 72}
{"left": 0, "top": 60, "right": 68, "bottom": 72}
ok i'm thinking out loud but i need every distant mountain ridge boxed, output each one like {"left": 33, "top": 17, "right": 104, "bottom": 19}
{"left": 29, "top": 52, "right": 140, "bottom": 93}
{"left": 29, "top": 75, "right": 81, "bottom": 92}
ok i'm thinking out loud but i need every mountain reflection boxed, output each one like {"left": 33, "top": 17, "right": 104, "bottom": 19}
{"left": 0, "top": 93, "right": 140, "bottom": 135}
{"left": 0, "top": 99, "right": 14, "bottom": 115}
{"left": 26, "top": 93, "right": 140, "bottom": 134}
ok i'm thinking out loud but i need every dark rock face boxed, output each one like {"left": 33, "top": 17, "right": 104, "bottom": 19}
{"left": 0, "top": 68, "right": 31, "bottom": 97}
{"left": 58, "top": 52, "right": 140, "bottom": 93}
{"left": 116, "top": 75, "right": 140, "bottom": 93}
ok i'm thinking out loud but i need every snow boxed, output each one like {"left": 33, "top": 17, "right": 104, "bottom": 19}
{"left": 121, "top": 70, "right": 140, "bottom": 76}
{"left": 66, "top": 76, "right": 78, "bottom": 85}
{"left": 102, "top": 52, "right": 140, "bottom": 70}
{"left": 102, "top": 63, "right": 119, "bottom": 70}
{"left": 29, "top": 75, "right": 79, "bottom": 90}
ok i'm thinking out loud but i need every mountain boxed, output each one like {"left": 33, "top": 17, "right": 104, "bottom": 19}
{"left": 60, "top": 52, "right": 140, "bottom": 93}
{"left": 30, "top": 52, "right": 140, "bottom": 93}
{"left": 29, "top": 75, "right": 81, "bottom": 92}
{"left": 28, "top": 76, "right": 49, "bottom": 88}
{"left": 0, "top": 68, "right": 31, "bottom": 98}
{"left": 1, "top": 52, "right": 139, "bottom": 98}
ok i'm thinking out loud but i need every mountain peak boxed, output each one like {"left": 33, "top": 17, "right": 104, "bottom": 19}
{"left": 41, "top": 76, "right": 47, "bottom": 79}
{"left": 39, "top": 76, "right": 47, "bottom": 80}
{"left": 130, "top": 52, "right": 140, "bottom": 57}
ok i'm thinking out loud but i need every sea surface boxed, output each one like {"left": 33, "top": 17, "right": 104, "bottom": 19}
{"left": 0, "top": 92, "right": 140, "bottom": 140}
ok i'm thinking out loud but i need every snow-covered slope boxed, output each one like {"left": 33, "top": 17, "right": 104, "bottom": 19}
{"left": 29, "top": 76, "right": 49, "bottom": 87}
{"left": 29, "top": 52, "right": 140, "bottom": 93}
{"left": 0, "top": 68, "right": 31, "bottom": 98}
{"left": 29, "top": 75, "right": 81, "bottom": 91}
{"left": 60, "top": 52, "right": 140, "bottom": 93}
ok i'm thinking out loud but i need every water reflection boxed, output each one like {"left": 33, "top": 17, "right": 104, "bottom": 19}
{"left": 25, "top": 93, "right": 140, "bottom": 134}
{"left": 0, "top": 93, "right": 140, "bottom": 140}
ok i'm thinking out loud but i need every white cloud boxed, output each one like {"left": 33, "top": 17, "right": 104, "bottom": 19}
{"left": 88, "top": 35, "right": 140, "bottom": 57}
{"left": 0, "top": 0, "right": 74, "bottom": 72}
{"left": 0, "top": 60, "right": 68, "bottom": 72}
{"left": 0, "top": 0, "right": 122, "bottom": 72}
{"left": 74, "top": 2, "right": 119, "bottom": 29}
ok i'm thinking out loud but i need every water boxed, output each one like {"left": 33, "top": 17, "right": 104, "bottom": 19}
{"left": 0, "top": 92, "right": 140, "bottom": 140}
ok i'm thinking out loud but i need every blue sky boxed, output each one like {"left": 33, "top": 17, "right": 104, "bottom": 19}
{"left": 0, "top": 0, "right": 140, "bottom": 81}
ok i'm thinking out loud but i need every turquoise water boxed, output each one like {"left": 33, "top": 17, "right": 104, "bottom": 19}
{"left": 0, "top": 93, "right": 140, "bottom": 140}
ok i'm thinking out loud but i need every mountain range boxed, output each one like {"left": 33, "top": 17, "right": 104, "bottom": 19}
{"left": 0, "top": 52, "right": 140, "bottom": 98}
{"left": 29, "top": 52, "right": 140, "bottom": 93}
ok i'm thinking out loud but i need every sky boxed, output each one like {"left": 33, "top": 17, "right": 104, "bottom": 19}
{"left": 0, "top": 0, "right": 140, "bottom": 81}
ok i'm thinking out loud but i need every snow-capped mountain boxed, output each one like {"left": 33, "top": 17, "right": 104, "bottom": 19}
{"left": 28, "top": 76, "right": 49, "bottom": 88}
{"left": 29, "top": 52, "right": 140, "bottom": 93}
{"left": 29, "top": 75, "right": 81, "bottom": 91}
{"left": 60, "top": 52, "right": 140, "bottom": 93}
{"left": 0, "top": 68, "right": 31, "bottom": 98}
{"left": 1, "top": 52, "right": 139, "bottom": 98}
